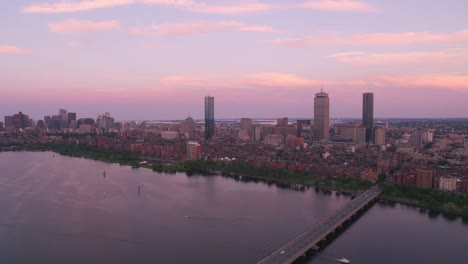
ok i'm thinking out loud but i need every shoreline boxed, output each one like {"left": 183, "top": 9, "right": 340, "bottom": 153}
{"left": 2, "top": 145, "right": 467, "bottom": 218}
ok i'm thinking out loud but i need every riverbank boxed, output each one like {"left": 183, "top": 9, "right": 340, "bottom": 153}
{"left": 2, "top": 143, "right": 468, "bottom": 217}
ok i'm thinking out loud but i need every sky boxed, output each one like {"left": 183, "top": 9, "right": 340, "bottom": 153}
{"left": 1, "top": 0, "right": 468, "bottom": 121}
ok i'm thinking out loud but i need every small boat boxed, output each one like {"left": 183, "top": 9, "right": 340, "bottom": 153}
{"left": 183, "top": 216, "right": 189, "bottom": 218}
{"left": 337, "top": 258, "right": 350, "bottom": 264}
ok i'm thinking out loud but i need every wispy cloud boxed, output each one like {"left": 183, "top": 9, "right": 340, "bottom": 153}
{"left": 304, "top": 0, "right": 376, "bottom": 12}
{"left": 141, "top": 0, "right": 274, "bottom": 14}
{"left": 329, "top": 49, "right": 468, "bottom": 65}
{"left": 131, "top": 21, "right": 274, "bottom": 37}
{"left": 158, "top": 72, "right": 468, "bottom": 94}
{"left": 21, "top": 0, "right": 376, "bottom": 15}
{"left": 68, "top": 39, "right": 96, "bottom": 47}
{"left": 273, "top": 30, "right": 468, "bottom": 47}
{"left": 23, "top": 0, "right": 273, "bottom": 14}
{"left": 0, "top": 45, "right": 31, "bottom": 54}
{"left": 49, "top": 19, "right": 120, "bottom": 34}
{"left": 22, "top": 0, "right": 134, "bottom": 14}
{"left": 372, "top": 74, "right": 468, "bottom": 92}
{"left": 243, "top": 72, "right": 321, "bottom": 87}
{"left": 160, "top": 72, "right": 322, "bottom": 89}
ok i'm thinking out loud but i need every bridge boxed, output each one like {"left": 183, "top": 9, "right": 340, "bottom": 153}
{"left": 257, "top": 185, "right": 382, "bottom": 264}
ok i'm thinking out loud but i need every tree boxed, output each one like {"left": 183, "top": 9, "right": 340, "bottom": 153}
{"left": 378, "top": 173, "right": 387, "bottom": 183}
{"left": 442, "top": 202, "right": 459, "bottom": 215}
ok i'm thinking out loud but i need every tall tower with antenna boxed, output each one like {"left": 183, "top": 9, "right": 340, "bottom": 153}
{"left": 313, "top": 88, "right": 330, "bottom": 141}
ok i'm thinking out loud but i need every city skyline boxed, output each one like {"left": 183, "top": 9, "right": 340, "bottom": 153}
{"left": 2, "top": 0, "right": 468, "bottom": 120}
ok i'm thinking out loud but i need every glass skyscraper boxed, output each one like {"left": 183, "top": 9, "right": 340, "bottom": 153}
{"left": 362, "top": 92, "right": 374, "bottom": 143}
{"left": 204, "top": 96, "right": 215, "bottom": 140}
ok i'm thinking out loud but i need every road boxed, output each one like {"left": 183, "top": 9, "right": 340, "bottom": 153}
{"left": 257, "top": 185, "right": 382, "bottom": 264}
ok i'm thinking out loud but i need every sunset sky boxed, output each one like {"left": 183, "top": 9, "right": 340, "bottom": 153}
{"left": 1, "top": 0, "right": 468, "bottom": 120}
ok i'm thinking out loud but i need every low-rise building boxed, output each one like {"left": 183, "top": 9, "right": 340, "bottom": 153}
{"left": 187, "top": 141, "right": 201, "bottom": 160}
{"left": 439, "top": 177, "right": 457, "bottom": 191}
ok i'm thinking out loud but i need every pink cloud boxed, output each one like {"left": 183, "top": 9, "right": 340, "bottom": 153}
{"left": 158, "top": 72, "right": 468, "bottom": 95}
{"left": 243, "top": 72, "right": 322, "bottom": 87}
{"left": 49, "top": 19, "right": 120, "bottom": 34}
{"left": 160, "top": 72, "right": 323, "bottom": 89}
{"left": 329, "top": 49, "right": 468, "bottom": 65}
{"left": 273, "top": 30, "right": 468, "bottom": 47}
{"left": 68, "top": 39, "right": 96, "bottom": 47}
{"left": 22, "top": 0, "right": 134, "bottom": 13}
{"left": 131, "top": 21, "right": 273, "bottom": 37}
{"left": 304, "top": 0, "right": 375, "bottom": 12}
{"left": 141, "top": 0, "right": 274, "bottom": 14}
{"left": 0, "top": 45, "right": 31, "bottom": 54}
{"left": 372, "top": 74, "right": 468, "bottom": 92}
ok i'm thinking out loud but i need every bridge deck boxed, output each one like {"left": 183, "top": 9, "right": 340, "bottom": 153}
{"left": 257, "top": 185, "right": 382, "bottom": 264}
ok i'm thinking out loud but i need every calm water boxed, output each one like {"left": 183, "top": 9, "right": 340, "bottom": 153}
{"left": 0, "top": 152, "right": 467, "bottom": 264}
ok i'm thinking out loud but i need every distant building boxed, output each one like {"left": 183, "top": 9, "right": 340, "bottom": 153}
{"left": 374, "top": 127, "right": 386, "bottom": 145}
{"left": 240, "top": 118, "right": 253, "bottom": 130}
{"left": 313, "top": 90, "right": 330, "bottom": 141}
{"left": 240, "top": 118, "right": 253, "bottom": 138}
{"left": 377, "top": 158, "right": 390, "bottom": 174}
{"left": 238, "top": 128, "right": 250, "bottom": 139}
{"left": 439, "top": 177, "right": 457, "bottom": 191}
{"left": 36, "top": 120, "right": 45, "bottom": 130}
{"left": 161, "top": 131, "right": 179, "bottom": 140}
{"left": 253, "top": 125, "right": 263, "bottom": 141}
{"left": 264, "top": 134, "right": 284, "bottom": 146}
{"left": 96, "top": 112, "right": 114, "bottom": 132}
{"left": 44, "top": 116, "right": 52, "bottom": 130}
{"left": 13, "top": 112, "right": 30, "bottom": 129}
{"left": 361, "top": 168, "right": 378, "bottom": 183}
{"left": 362, "top": 93, "right": 374, "bottom": 143}
{"left": 78, "top": 124, "right": 92, "bottom": 134}
{"left": 422, "top": 130, "right": 434, "bottom": 144}
{"left": 296, "top": 120, "right": 312, "bottom": 140}
{"left": 4, "top": 116, "right": 13, "bottom": 129}
{"left": 187, "top": 141, "right": 201, "bottom": 160}
{"left": 204, "top": 96, "right": 215, "bottom": 140}
{"left": 285, "top": 135, "right": 304, "bottom": 148}
{"left": 68, "top": 112, "right": 77, "bottom": 128}
{"left": 59, "top": 109, "right": 68, "bottom": 129}
{"left": 180, "top": 117, "right": 195, "bottom": 139}
{"left": 409, "top": 132, "right": 423, "bottom": 148}
{"left": 277, "top": 117, "right": 288, "bottom": 127}
{"left": 51, "top": 115, "right": 60, "bottom": 130}
{"left": 416, "top": 169, "right": 434, "bottom": 189}
{"left": 0, "top": 122, "right": 3, "bottom": 131}
{"left": 336, "top": 125, "right": 366, "bottom": 143}
{"left": 464, "top": 138, "right": 468, "bottom": 150}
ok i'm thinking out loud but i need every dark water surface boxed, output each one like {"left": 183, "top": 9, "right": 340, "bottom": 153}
{"left": 0, "top": 152, "right": 467, "bottom": 264}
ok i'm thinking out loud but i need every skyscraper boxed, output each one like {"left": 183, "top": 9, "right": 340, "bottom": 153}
{"left": 204, "top": 96, "right": 215, "bottom": 140}
{"left": 313, "top": 90, "right": 330, "bottom": 141}
{"left": 363, "top": 92, "right": 374, "bottom": 143}
{"left": 59, "top": 109, "right": 68, "bottom": 130}
{"left": 374, "top": 127, "right": 386, "bottom": 145}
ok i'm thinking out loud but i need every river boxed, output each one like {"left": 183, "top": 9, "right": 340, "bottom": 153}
{"left": 0, "top": 152, "right": 467, "bottom": 263}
